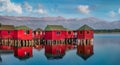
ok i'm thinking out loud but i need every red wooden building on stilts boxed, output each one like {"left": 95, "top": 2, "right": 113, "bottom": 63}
{"left": 44, "top": 25, "right": 66, "bottom": 59}
{"left": 0, "top": 23, "right": 95, "bottom": 60}
{"left": 77, "top": 25, "right": 94, "bottom": 60}
{"left": 34, "top": 28, "right": 44, "bottom": 39}
{"left": 0, "top": 25, "right": 15, "bottom": 50}
{"left": 13, "top": 26, "right": 33, "bottom": 59}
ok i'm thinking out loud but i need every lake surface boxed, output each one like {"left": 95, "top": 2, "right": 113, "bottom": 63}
{"left": 0, "top": 34, "right": 120, "bottom": 65}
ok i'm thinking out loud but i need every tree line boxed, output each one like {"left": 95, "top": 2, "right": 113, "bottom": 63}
{"left": 94, "top": 29, "right": 120, "bottom": 33}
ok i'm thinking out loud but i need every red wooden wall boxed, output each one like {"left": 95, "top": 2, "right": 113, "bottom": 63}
{"left": 14, "top": 47, "right": 33, "bottom": 57}
{"left": 45, "top": 44, "right": 66, "bottom": 55}
{"left": 77, "top": 30, "right": 94, "bottom": 39}
{"left": 65, "top": 31, "right": 74, "bottom": 38}
{"left": 13, "top": 30, "right": 33, "bottom": 40}
{"left": 0, "top": 30, "right": 14, "bottom": 39}
{"left": 44, "top": 30, "right": 66, "bottom": 40}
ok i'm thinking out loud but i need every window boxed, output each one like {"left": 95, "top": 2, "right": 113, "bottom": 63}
{"left": 68, "top": 31, "right": 71, "bottom": 34}
{"left": 56, "top": 50, "right": 60, "bottom": 53}
{"left": 8, "top": 31, "right": 10, "bottom": 34}
{"left": 56, "top": 32, "right": 60, "bottom": 35}
{"left": 34, "top": 31, "right": 36, "bottom": 34}
{"left": 38, "top": 31, "right": 40, "bottom": 34}
{"left": 80, "top": 31, "right": 82, "bottom": 34}
{"left": 87, "top": 31, "right": 89, "bottom": 34}
{"left": 25, "top": 30, "right": 30, "bottom": 34}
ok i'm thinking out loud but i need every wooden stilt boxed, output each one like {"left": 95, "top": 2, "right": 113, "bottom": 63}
{"left": 22, "top": 40, "right": 25, "bottom": 47}
{"left": 15, "top": 40, "right": 17, "bottom": 47}
{"left": 26, "top": 40, "right": 28, "bottom": 47}
{"left": 31, "top": 40, "right": 34, "bottom": 46}
{"left": 28, "top": 40, "right": 31, "bottom": 47}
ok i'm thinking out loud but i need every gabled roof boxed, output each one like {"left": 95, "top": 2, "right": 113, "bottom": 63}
{"left": 78, "top": 24, "right": 93, "bottom": 30}
{"left": 0, "top": 25, "right": 15, "bottom": 30}
{"left": 15, "top": 25, "right": 31, "bottom": 30}
{"left": 64, "top": 28, "right": 71, "bottom": 31}
{"left": 34, "top": 28, "right": 43, "bottom": 32}
{"left": 45, "top": 25, "right": 66, "bottom": 31}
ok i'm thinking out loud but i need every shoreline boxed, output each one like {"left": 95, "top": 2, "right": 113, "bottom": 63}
{"left": 94, "top": 33, "right": 120, "bottom": 34}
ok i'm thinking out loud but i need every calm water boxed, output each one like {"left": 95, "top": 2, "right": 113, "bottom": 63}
{"left": 0, "top": 34, "right": 120, "bottom": 65}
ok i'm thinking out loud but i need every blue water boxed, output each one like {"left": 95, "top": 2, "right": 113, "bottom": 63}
{"left": 0, "top": 34, "right": 120, "bottom": 65}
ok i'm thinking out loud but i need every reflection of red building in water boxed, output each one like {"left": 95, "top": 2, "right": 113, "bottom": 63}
{"left": 13, "top": 26, "right": 33, "bottom": 59}
{"left": 45, "top": 44, "right": 66, "bottom": 59}
{"left": 14, "top": 47, "right": 32, "bottom": 58}
{"left": 44, "top": 25, "right": 66, "bottom": 59}
{"left": 77, "top": 25, "right": 94, "bottom": 60}
{"left": 0, "top": 25, "right": 15, "bottom": 50}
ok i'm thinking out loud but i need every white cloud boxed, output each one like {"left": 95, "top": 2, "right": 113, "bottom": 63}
{"left": 118, "top": 8, "right": 120, "bottom": 14}
{"left": 33, "top": 4, "right": 47, "bottom": 14}
{"left": 77, "top": 5, "right": 90, "bottom": 14}
{"left": 109, "top": 11, "right": 116, "bottom": 17}
{"left": 0, "top": 0, "right": 47, "bottom": 15}
{"left": 23, "top": 3, "right": 47, "bottom": 14}
{"left": 34, "top": 9, "right": 47, "bottom": 14}
{"left": 0, "top": 0, "right": 22, "bottom": 14}
{"left": 23, "top": 2, "right": 32, "bottom": 12}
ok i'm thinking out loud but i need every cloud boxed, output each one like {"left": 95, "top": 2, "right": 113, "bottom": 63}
{"left": 0, "top": 0, "right": 22, "bottom": 14}
{"left": 23, "top": 3, "right": 47, "bottom": 14}
{"left": 33, "top": 4, "right": 47, "bottom": 14}
{"left": 118, "top": 8, "right": 120, "bottom": 14}
{"left": 0, "top": 0, "right": 47, "bottom": 15}
{"left": 34, "top": 9, "right": 47, "bottom": 14}
{"left": 23, "top": 2, "right": 32, "bottom": 12}
{"left": 77, "top": 5, "right": 90, "bottom": 14}
{"left": 109, "top": 11, "right": 116, "bottom": 17}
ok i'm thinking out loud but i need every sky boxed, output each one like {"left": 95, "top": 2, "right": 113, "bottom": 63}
{"left": 0, "top": 0, "right": 120, "bottom": 21}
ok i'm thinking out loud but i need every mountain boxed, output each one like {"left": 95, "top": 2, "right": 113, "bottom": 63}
{"left": 0, "top": 15, "right": 120, "bottom": 30}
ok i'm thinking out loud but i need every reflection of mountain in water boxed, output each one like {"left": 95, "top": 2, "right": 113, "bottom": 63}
{"left": 44, "top": 44, "right": 66, "bottom": 60}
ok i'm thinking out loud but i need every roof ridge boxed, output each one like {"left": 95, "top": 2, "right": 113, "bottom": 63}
{"left": 0, "top": 25, "right": 15, "bottom": 30}
{"left": 45, "top": 25, "right": 65, "bottom": 31}
{"left": 34, "top": 28, "right": 43, "bottom": 31}
{"left": 15, "top": 25, "right": 31, "bottom": 30}
{"left": 78, "top": 24, "right": 93, "bottom": 30}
